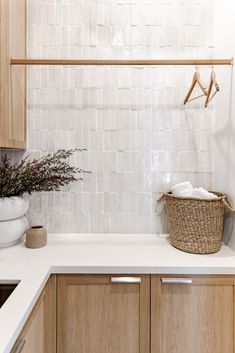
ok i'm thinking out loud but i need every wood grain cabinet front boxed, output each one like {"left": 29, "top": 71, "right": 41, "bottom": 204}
{"left": 151, "top": 275, "right": 235, "bottom": 353}
{"left": 11, "top": 276, "right": 56, "bottom": 353}
{"left": 10, "top": 274, "right": 235, "bottom": 353}
{"left": 0, "top": 0, "right": 27, "bottom": 149}
{"left": 57, "top": 275, "right": 151, "bottom": 353}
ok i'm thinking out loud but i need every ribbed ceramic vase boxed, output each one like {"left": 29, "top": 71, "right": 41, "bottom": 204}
{"left": 0, "top": 197, "right": 29, "bottom": 248}
{"left": 26, "top": 226, "right": 47, "bottom": 249}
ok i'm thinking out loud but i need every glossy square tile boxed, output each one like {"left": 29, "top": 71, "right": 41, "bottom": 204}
{"left": 3, "top": 0, "right": 214, "bottom": 234}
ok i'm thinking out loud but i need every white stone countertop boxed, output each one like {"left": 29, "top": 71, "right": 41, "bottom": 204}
{"left": 1, "top": 233, "right": 235, "bottom": 353}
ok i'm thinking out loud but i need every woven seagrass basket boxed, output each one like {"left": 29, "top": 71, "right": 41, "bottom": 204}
{"left": 161, "top": 191, "right": 234, "bottom": 254}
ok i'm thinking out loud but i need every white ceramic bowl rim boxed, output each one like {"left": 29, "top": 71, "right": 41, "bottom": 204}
{"left": 0, "top": 196, "right": 29, "bottom": 221}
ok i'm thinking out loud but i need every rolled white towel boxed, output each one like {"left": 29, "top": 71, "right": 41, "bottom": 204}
{"left": 170, "top": 181, "right": 193, "bottom": 197}
{"left": 191, "top": 187, "right": 218, "bottom": 200}
{"left": 170, "top": 182, "right": 218, "bottom": 200}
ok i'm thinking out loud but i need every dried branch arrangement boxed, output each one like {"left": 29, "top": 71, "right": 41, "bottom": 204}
{"left": 0, "top": 149, "right": 91, "bottom": 198}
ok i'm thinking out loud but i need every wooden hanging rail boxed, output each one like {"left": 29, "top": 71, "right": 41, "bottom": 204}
{"left": 10, "top": 58, "right": 233, "bottom": 66}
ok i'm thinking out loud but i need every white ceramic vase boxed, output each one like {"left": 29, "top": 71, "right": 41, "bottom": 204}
{"left": 0, "top": 197, "right": 29, "bottom": 248}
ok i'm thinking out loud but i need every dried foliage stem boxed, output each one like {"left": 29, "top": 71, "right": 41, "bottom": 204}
{"left": 0, "top": 149, "right": 91, "bottom": 198}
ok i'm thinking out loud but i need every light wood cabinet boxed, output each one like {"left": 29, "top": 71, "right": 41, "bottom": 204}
{"left": 151, "top": 275, "right": 235, "bottom": 353}
{"left": 10, "top": 273, "right": 235, "bottom": 353}
{"left": 11, "top": 276, "right": 56, "bottom": 353}
{"left": 57, "top": 275, "right": 150, "bottom": 353}
{"left": 0, "top": 0, "right": 27, "bottom": 149}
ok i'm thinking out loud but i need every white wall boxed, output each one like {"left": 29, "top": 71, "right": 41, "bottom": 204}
{"left": 214, "top": 1, "right": 235, "bottom": 248}
{"left": 7, "top": 0, "right": 215, "bottom": 234}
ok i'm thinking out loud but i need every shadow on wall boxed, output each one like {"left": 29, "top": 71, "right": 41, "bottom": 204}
{"left": 223, "top": 213, "right": 234, "bottom": 245}
{"left": 214, "top": 66, "right": 235, "bottom": 247}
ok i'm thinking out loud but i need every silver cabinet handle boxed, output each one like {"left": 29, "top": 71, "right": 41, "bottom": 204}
{"left": 11, "top": 338, "right": 26, "bottom": 353}
{"left": 161, "top": 278, "right": 192, "bottom": 284}
{"left": 111, "top": 277, "right": 141, "bottom": 284}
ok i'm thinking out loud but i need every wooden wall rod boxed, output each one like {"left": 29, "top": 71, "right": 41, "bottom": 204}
{"left": 10, "top": 58, "right": 233, "bottom": 66}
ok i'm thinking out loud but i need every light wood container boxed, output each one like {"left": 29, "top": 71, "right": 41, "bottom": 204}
{"left": 26, "top": 226, "right": 47, "bottom": 249}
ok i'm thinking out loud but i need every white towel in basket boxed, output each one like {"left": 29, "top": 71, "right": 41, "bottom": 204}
{"left": 191, "top": 187, "right": 218, "bottom": 200}
{"left": 170, "top": 182, "right": 218, "bottom": 200}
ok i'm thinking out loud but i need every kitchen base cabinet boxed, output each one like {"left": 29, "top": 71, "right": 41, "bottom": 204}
{"left": 9, "top": 273, "right": 235, "bottom": 353}
{"left": 151, "top": 275, "right": 235, "bottom": 353}
{"left": 57, "top": 275, "right": 150, "bottom": 353}
{"left": 11, "top": 276, "right": 56, "bottom": 353}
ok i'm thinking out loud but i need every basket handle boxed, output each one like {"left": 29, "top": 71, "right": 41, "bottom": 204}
{"left": 158, "top": 194, "right": 165, "bottom": 202}
{"left": 222, "top": 196, "right": 235, "bottom": 212}
{"left": 158, "top": 192, "right": 235, "bottom": 212}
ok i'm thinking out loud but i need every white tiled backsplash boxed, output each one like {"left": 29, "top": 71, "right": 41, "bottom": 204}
{"left": 6, "top": 0, "right": 215, "bottom": 233}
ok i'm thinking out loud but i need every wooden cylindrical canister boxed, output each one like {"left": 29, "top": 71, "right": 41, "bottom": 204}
{"left": 26, "top": 226, "right": 47, "bottom": 249}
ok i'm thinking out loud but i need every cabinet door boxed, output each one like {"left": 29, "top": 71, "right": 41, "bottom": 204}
{"left": 11, "top": 276, "right": 56, "bottom": 353}
{"left": 0, "top": 0, "right": 26, "bottom": 149}
{"left": 57, "top": 275, "right": 150, "bottom": 353}
{"left": 17, "top": 296, "right": 44, "bottom": 353}
{"left": 151, "top": 275, "right": 235, "bottom": 353}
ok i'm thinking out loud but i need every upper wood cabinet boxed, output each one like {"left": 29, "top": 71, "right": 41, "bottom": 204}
{"left": 11, "top": 276, "right": 56, "bottom": 353}
{"left": 151, "top": 275, "right": 235, "bottom": 353}
{"left": 57, "top": 274, "right": 151, "bottom": 353}
{"left": 0, "top": 0, "right": 27, "bottom": 149}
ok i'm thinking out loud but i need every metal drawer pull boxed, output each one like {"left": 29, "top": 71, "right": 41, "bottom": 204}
{"left": 161, "top": 278, "right": 192, "bottom": 284}
{"left": 11, "top": 338, "right": 26, "bottom": 353}
{"left": 111, "top": 277, "right": 141, "bottom": 284}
